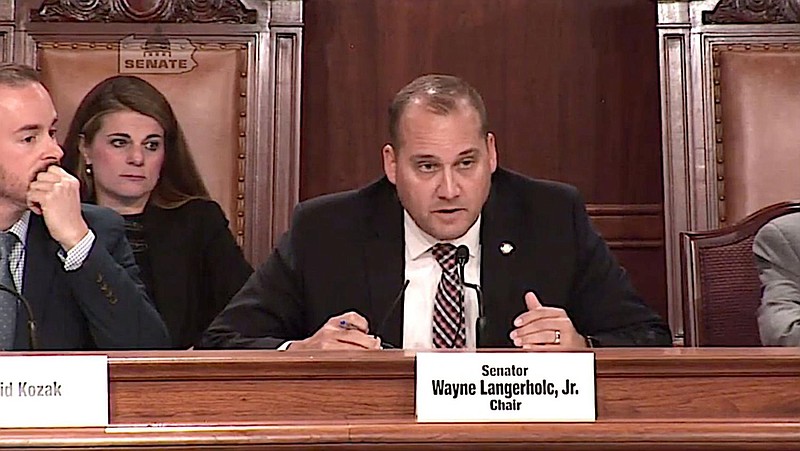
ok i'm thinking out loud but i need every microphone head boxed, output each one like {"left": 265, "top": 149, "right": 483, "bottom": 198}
{"left": 456, "top": 245, "right": 470, "bottom": 266}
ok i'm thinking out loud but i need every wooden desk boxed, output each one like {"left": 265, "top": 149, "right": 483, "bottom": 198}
{"left": 1, "top": 348, "right": 799, "bottom": 450}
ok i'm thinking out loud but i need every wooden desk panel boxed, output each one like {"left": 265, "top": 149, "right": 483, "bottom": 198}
{"left": 108, "top": 348, "right": 800, "bottom": 423}
{"left": 0, "top": 348, "right": 798, "bottom": 449}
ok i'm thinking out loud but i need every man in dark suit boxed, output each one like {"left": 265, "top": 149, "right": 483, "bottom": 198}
{"left": 0, "top": 63, "right": 170, "bottom": 350}
{"left": 202, "top": 74, "right": 671, "bottom": 350}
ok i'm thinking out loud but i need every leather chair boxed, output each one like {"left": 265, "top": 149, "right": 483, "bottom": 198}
{"left": 681, "top": 201, "right": 800, "bottom": 346}
{"left": 39, "top": 45, "right": 244, "bottom": 233}
{"left": 716, "top": 49, "right": 800, "bottom": 224}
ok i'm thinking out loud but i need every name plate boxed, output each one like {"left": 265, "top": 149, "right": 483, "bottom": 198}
{"left": 0, "top": 355, "right": 108, "bottom": 427}
{"left": 416, "top": 352, "right": 595, "bottom": 422}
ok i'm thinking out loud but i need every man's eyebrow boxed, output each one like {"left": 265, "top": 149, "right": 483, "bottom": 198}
{"left": 15, "top": 115, "right": 59, "bottom": 133}
{"left": 410, "top": 153, "right": 440, "bottom": 160}
{"left": 14, "top": 124, "right": 43, "bottom": 134}
{"left": 409, "top": 148, "right": 480, "bottom": 161}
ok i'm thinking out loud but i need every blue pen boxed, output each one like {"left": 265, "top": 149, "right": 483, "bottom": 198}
{"left": 339, "top": 319, "right": 367, "bottom": 333}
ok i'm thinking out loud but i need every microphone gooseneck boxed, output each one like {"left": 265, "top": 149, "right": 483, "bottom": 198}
{"left": 454, "top": 245, "right": 486, "bottom": 345}
{"left": 0, "top": 283, "right": 38, "bottom": 350}
{"left": 375, "top": 279, "right": 410, "bottom": 349}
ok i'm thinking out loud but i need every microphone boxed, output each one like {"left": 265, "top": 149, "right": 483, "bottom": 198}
{"left": 0, "top": 283, "right": 38, "bottom": 350}
{"left": 456, "top": 245, "right": 469, "bottom": 284}
{"left": 374, "top": 279, "right": 410, "bottom": 349}
{"left": 455, "top": 245, "right": 486, "bottom": 345}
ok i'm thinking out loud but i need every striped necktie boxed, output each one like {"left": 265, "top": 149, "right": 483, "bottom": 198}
{"left": 431, "top": 243, "right": 466, "bottom": 348}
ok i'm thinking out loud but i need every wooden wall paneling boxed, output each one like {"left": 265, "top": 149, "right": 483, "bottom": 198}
{"left": 589, "top": 204, "right": 663, "bottom": 248}
{"left": 301, "top": 0, "right": 662, "bottom": 204}
{"left": 590, "top": 204, "right": 666, "bottom": 318}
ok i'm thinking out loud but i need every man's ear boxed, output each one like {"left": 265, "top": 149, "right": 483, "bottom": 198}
{"left": 486, "top": 132, "right": 498, "bottom": 173}
{"left": 382, "top": 144, "right": 398, "bottom": 184}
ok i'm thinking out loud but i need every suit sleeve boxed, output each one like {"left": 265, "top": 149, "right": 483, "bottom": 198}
{"left": 566, "top": 192, "right": 673, "bottom": 346}
{"left": 754, "top": 221, "right": 800, "bottom": 346}
{"left": 200, "top": 208, "right": 308, "bottom": 349}
{"left": 196, "top": 203, "right": 254, "bottom": 346}
{"left": 64, "top": 212, "right": 171, "bottom": 349}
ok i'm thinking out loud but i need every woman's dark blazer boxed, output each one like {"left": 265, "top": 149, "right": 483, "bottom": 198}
{"left": 141, "top": 199, "right": 253, "bottom": 348}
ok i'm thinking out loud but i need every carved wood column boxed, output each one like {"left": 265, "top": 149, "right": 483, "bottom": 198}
{"left": 658, "top": 0, "right": 694, "bottom": 343}
{"left": 0, "top": 2, "right": 12, "bottom": 61}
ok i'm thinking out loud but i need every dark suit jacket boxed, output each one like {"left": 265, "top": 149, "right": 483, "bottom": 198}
{"left": 139, "top": 200, "right": 253, "bottom": 348}
{"left": 13, "top": 205, "right": 170, "bottom": 350}
{"left": 202, "top": 169, "right": 672, "bottom": 349}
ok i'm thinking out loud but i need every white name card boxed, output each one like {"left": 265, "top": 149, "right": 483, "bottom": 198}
{"left": 0, "top": 355, "right": 109, "bottom": 427}
{"left": 416, "top": 352, "right": 595, "bottom": 422}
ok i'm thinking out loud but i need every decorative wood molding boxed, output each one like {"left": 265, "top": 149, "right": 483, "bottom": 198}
{"left": 0, "top": 28, "right": 9, "bottom": 62}
{"left": 234, "top": 46, "right": 249, "bottom": 248}
{"left": 704, "top": 0, "right": 800, "bottom": 24}
{"left": 711, "top": 45, "right": 726, "bottom": 223}
{"left": 31, "top": 0, "right": 257, "bottom": 23}
{"left": 588, "top": 204, "right": 664, "bottom": 249}
{"left": 3, "top": 422, "right": 800, "bottom": 450}
{"left": 0, "top": 2, "right": 13, "bottom": 21}
{"left": 657, "top": 21, "right": 693, "bottom": 345}
{"left": 268, "top": 31, "right": 302, "bottom": 246}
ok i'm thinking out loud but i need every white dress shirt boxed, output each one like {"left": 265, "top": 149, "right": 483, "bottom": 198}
{"left": 402, "top": 211, "right": 481, "bottom": 349}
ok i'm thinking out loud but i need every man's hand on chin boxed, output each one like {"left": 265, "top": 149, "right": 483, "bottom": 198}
{"left": 27, "top": 165, "right": 89, "bottom": 250}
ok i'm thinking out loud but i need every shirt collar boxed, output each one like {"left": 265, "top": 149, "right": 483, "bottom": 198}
{"left": 404, "top": 210, "right": 481, "bottom": 261}
{"left": 3, "top": 211, "right": 29, "bottom": 247}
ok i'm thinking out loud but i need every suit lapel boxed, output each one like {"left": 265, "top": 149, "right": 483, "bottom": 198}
{"left": 479, "top": 172, "right": 545, "bottom": 347}
{"left": 362, "top": 180, "right": 405, "bottom": 348}
{"left": 17, "top": 214, "right": 59, "bottom": 348}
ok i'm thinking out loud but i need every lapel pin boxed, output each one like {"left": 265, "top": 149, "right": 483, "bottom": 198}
{"left": 499, "top": 241, "right": 514, "bottom": 255}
